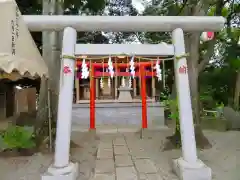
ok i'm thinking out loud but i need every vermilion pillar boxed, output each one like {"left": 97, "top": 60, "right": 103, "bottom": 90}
{"left": 140, "top": 65, "right": 148, "bottom": 128}
{"left": 90, "top": 63, "right": 95, "bottom": 129}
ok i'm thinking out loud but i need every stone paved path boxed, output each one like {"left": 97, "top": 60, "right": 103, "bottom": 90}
{"left": 0, "top": 128, "right": 239, "bottom": 180}
{"left": 92, "top": 133, "right": 164, "bottom": 180}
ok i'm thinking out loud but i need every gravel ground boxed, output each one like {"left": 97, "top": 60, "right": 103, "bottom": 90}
{"left": 0, "top": 131, "right": 99, "bottom": 180}
{"left": 132, "top": 129, "right": 240, "bottom": 180}
{"left": 0, "top": 129, "right": 239, "bottom": 180}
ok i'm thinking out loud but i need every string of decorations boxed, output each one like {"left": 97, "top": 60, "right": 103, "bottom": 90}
{"left": 108, "top": 56, "right": 114, "bottom": 78}
{"left": 154, "top": 58, "right": 162, "bottom": 81}
{"left": 107, "top": 56, "right": 114, "bottom": 88}
{"left": 100, "top": 61, "right": 104, "bottom": 89}
{"left": 75, "top": 55, "right": 174, "bottom": 61}
{"left": 81, "top": 58, "right": 89, "bottom": 79}
{"left": 129, "top": 56, "right": 135, "bottom": 78}
{"left": 77, "top": 55, "right": 164, "bottom": 83}
{"left": 128, "top": 74, "right": 132, "bottom": 88}
{"left": 127, "top": 57, "right": 132, "bottom": 88}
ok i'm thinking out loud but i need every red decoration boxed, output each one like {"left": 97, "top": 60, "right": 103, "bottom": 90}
{"left": 63, "top": 66, "right": 71, "bottom": 74}
{"left": 201, "top": 32, "right": 214, "bottom": 42}
{"left": 207, "top": 32, "right": 214, "bottom": 39}
{"left": 179, "top": 65, "right": 188, "bottom": 74}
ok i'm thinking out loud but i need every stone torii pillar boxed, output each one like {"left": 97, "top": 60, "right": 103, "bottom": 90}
{"left": 172, "top": 28, "right": 211, "bottom": 180}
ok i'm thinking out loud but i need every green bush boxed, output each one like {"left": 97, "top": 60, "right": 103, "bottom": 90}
{"left": 168, "top": 99, "right": 180, "bottom": 131}
{"left": 159, "top": 87, "right": 170, "bottom": 101}
{"left": 0, "top": 126, "right": 36, "bottom": 151}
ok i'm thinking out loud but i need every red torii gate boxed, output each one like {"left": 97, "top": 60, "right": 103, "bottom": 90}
{"left": 77, "top": 60, "right": 160, "bottom": 129}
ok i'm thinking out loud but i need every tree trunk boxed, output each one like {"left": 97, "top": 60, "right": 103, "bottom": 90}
{"left": 185, "top": 33, "right": 201, "bottom": 124}
{"left": 35, "top": 0, "right": 61, "bottom": 146}
{"left": 185, "top": 33, "right": 212, "bottom": 149}
{"left": 36, "top": 0, "right": 51, "bottom": 123}
{"left": 188, "top": 67, "right": 201, "bottom": 124}
{"left": 233, "top": 71, "right": 240, "bottom": 110}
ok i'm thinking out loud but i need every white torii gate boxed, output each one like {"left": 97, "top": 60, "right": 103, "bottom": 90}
{"left": 23, "top": 16, "right": 225, "bottom": 180}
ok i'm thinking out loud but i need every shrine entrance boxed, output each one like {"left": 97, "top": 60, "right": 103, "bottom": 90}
{"left": 23, "top": 14, "right": 225, "bottom": 180}
{"left": 76, "top": 58, "right": 164, "bottom": 129}
{"left": 72, "top": 43, "right": 175, "bottom": 129}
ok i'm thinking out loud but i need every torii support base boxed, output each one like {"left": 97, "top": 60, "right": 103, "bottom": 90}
{"left": 172, "top": 158, "right": 211, "bottom": 180}
{"left": 41, "top": 162, "right": 79, "bottom": 180}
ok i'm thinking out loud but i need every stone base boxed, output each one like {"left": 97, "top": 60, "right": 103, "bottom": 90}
{"left": 172, "top": 157, "right": 211, "bottom": 180}
{"left": 42, "top": 162, "right": 79, "bottom": 180}
{"left": 118, "top": 87, "right": 133, "bottom": 101}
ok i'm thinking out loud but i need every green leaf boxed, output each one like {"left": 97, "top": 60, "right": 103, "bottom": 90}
{"left": 0, "top": 136, "right": 8, "bottom": 151}
{"left": 1, "top": 126, "right": 36, "bottom": 149}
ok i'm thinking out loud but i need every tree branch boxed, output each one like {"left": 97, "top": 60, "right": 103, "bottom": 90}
{"left": 197, "top": 0, "right": 228, "bottom": 73}
{"left": 176, "top": 0, "right": 189, "bottom": 15}
{"left": 134, "top": 32, "right": 145, "bottom": 44}
{"left": 198, "top": 38, "right": 216, "bottom": 73}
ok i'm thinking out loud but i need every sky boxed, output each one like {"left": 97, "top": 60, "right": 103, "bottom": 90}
{"left": 132, "top": 0, "right": 145, "bottom": 13}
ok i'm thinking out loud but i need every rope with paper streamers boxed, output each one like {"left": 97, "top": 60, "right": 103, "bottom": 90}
{"left": 107, "top": 56, "right": 114, "bottom": 88}
{"left": 81, "top": 58, "right": 89, "bottom": 79}
{"left": 100, "top": 61, "right": 104, "bottom": 89}
{"left": 126, "top": 57, "right": 133, "bottom": 88}
{"left": 74, "top": 55, "right": 174, "bottom": 72}
{"left": 108, "top": 56, "right": 114, "bottom": 78}
{"left": 128, "top": 77, "right": 132, "bottom": 88}
{"left": 75, "top": 55, "right": 174, "bottom": 61}
{"left": 154, "top": 59, "right": 162, "bottom": 81}
{"left": 108, "top": 77, "right": 111, "bottom": 88}
{"left": 129, "top": 56, "right": 135, "bottom": 78}
{"left": 105, "top": 68, "right": 111, "bottom": 88}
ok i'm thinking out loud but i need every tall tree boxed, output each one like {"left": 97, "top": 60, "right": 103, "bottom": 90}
{"left": 33, "top": 0, "right": 107, "bottom": 146}
{"left": 104, "top": 0, "right": 139, "bottom": 43}
{"left": 141, "top": 0, "right": 239, "bottom": 148}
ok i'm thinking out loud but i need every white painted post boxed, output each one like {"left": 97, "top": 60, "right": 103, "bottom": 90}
{"left": 54, "top": 27, "right": 77, "bottom": 167}
{"left": 172, "top": 28, "right": 198, "bottom": 164}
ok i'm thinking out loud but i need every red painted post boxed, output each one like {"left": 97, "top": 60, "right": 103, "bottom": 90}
{"left": 140, "top": 65, "right": 148, "bottom": 128}
{"left": 90, "top": 63, "right": 95, "bottom": 129}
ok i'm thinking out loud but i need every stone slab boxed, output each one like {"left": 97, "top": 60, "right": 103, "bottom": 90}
{"left": 92, "top": 173, "right": 115, "bottom": 180}
{"left": 115, "top": 155, "right": 133, "bottom": 167}
{"left": 95, "top": 159, "right": 115, "bottom": 173}
{"left": 41, "top": 162, "right": 79, "bottom": 180}
{"left": 172, "top": 158, "right": 212, "bottom": 180}
{"left": 134, "top": 159, "right": 158, "bottom": 173}
{"left": 139, "top": 173, "right": 163, "bottom": 180}
{"left": 116, "top": 167, "right": 138, "bottom": 180}
{"left": 113, "top": 138, "right": 126, "bottom": 146}
{"left": 131, "top": 151, "right": 150, "bottom": 159}
{"left": 97, "top": 148, "right": 113, "bottom": 159}
{"left": 114, "top": 146, "right": 129, "bottom": 155}
{"left": 98, "top": 142, "right": 113, "bottom": 149}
